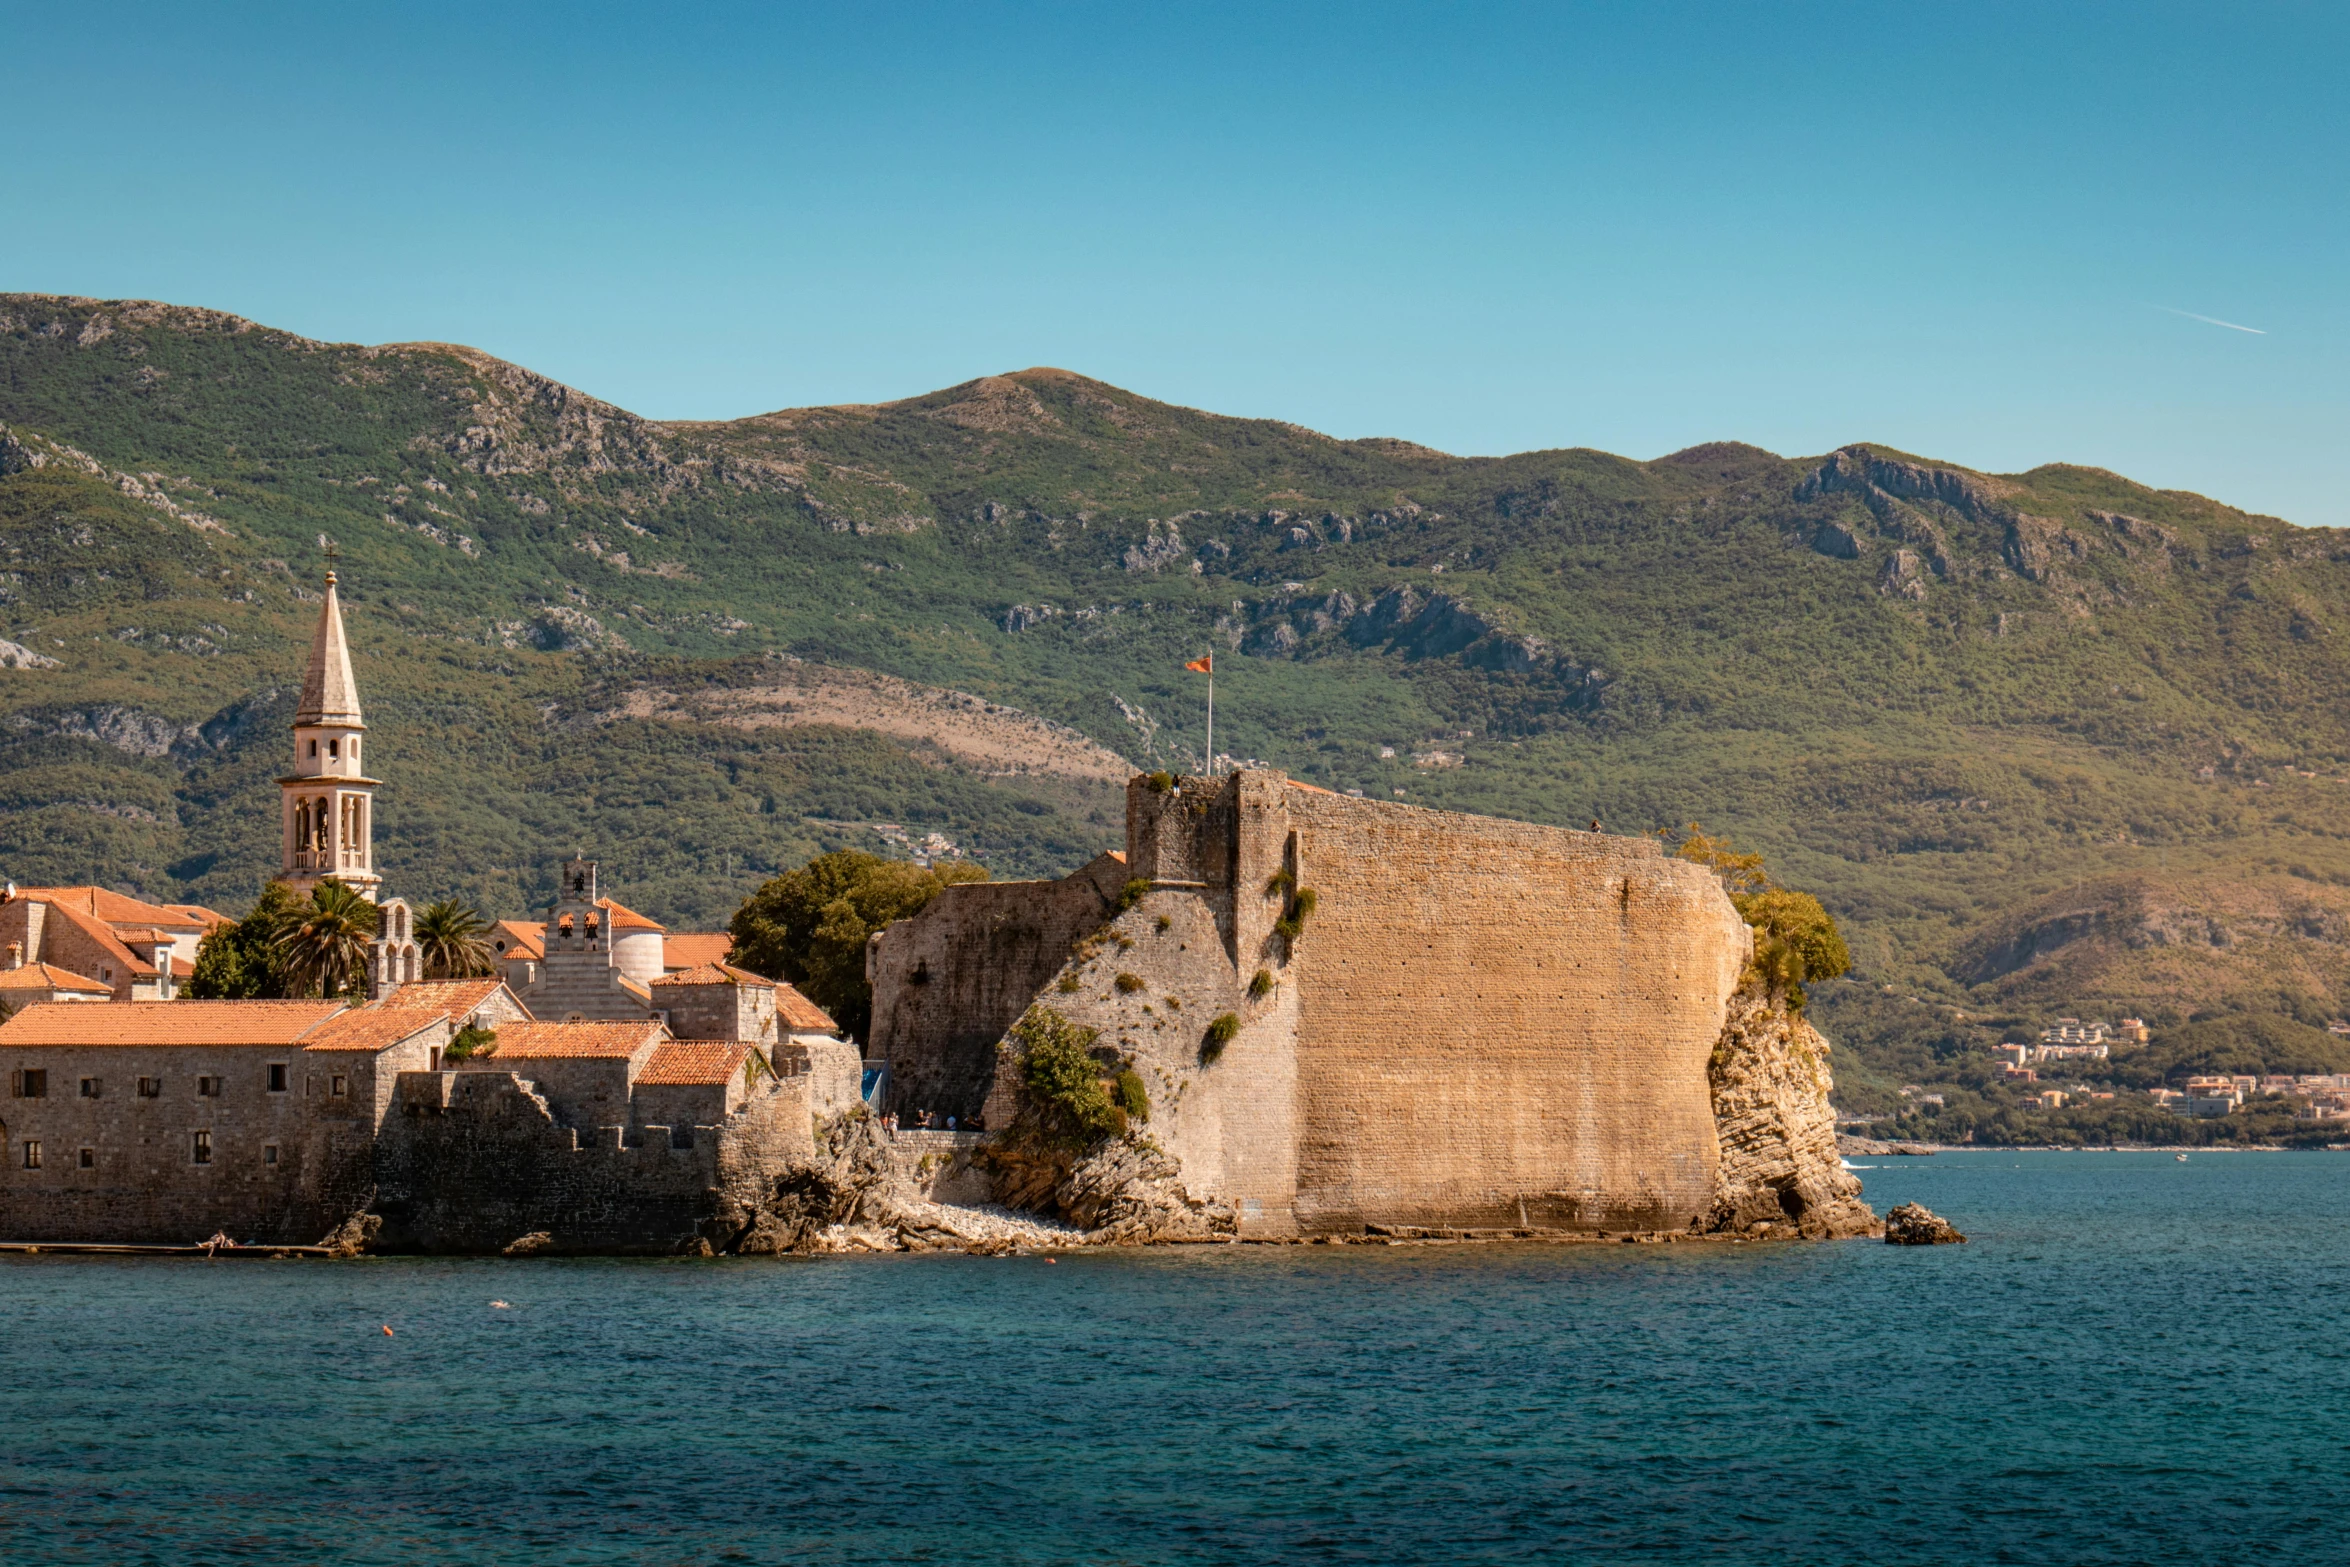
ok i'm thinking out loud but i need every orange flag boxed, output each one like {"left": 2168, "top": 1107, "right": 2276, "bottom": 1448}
{"left": 1185, "top": 655, "right": 1212, "bottom": 673}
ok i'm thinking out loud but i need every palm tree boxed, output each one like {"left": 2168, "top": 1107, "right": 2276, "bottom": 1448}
{"left": 415, "top": 898, "right": 496, "bottom": 980}
{"left": 274, "top": 880, "right": 379, "bottom": 999}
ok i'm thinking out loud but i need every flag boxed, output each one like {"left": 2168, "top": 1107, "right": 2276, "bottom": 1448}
{"left": 1185, "top": 655, "right": 1212, "bottom": 673}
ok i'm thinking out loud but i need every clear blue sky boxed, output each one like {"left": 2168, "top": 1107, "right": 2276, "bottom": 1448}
{"left": 6, "top": 2, "right": 2344, "bottom": 521}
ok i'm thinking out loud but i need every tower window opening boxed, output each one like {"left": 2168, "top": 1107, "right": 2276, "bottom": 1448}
{"left": 308, "top": 739, "right": 318, "bottom": 758}
{"left": 328, "top": 737, "right": 339, "bottom": 759}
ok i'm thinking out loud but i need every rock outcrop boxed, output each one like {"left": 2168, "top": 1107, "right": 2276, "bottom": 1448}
{"left": 1697, "top": 982, "right": 1878, "bottom": 1239}
{"left": 1884, "top": 1202, "right": 1966, "bottom": 1245}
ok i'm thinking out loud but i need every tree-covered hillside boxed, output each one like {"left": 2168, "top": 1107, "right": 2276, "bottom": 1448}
{"left": 5, "top": 292, "right": 2350, "bottom": 1092}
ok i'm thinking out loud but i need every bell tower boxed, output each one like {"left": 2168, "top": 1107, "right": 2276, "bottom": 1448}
{"left": 279, "top": 570, "right": 382, "bottom": 901}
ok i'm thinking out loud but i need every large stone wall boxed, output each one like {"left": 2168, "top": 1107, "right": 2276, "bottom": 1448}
{"left": 938, "top": 771, "right": 1753, "bottom": 1236}
{"left": 867, "top": 849, "right": 1132, "bottom": 1121}
{"left": 373, "top": 1069, "right": 815, "bottom": 1253}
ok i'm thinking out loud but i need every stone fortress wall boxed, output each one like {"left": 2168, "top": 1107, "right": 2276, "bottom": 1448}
{"left": 880, "top": 770, "right": 1754, "bottom": 1237}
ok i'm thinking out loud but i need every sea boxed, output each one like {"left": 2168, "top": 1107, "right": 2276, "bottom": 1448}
{"left": 2, "top": 1150, "right": 2345, "bottom": 1565}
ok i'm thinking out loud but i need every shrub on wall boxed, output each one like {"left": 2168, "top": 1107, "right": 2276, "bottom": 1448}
{"left": 1201, "top": 1012, "right": 1240, "bottom": 1062}
{"left": 1114, "top": 972, "right": 1145, "bottom": 994}
{"left": 1248, "top": 968, "right": 1274, "bottom": 1000}
{"left": 1113, "top": 1068, "right": 1150, "bottom": 1123}
{"left": 1117, "top": 877, "right": 1150, "bottom": 912}
{"left": 1007, "top": 1007, "right": 1124, "bottom": 1148}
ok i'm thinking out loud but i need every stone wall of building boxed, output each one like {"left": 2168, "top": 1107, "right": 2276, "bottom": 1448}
{"left": 939, "top": 770, "right": 1754, "bottom": 1237}
{"left": 373, "top": 1069, "right": 817, "bottom": 1253}
{"left": 0, "top": 1035, "right": 432, "bottom": 1245}
{"left": 866, "top": 849, "right": 1132, "bottom": 1121}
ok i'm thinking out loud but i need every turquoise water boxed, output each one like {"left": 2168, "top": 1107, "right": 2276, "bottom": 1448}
{"left": 4, "top": 1152, "right": 2347, "bottom": 1564}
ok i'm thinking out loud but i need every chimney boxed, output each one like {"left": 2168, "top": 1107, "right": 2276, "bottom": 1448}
{"left": 4, "top": 942, "right": 18, "bottom": 971}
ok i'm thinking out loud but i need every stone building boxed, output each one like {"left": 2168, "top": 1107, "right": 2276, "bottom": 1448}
{"left": 869, "top": 770, "right": 1756, "bottom": 1238}
{"left": 0, "top": 999, "right": 452, "bottom": 1243}
{"left": 279, "top": 571, "right": 382, "bottom": 902}
{"left": 0, "top": 886, "right": 227, "bottom": 1001}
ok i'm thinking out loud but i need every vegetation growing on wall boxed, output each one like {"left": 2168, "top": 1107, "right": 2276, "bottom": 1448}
{"left": 1676, "top": 826, "right": 1849, "bottom": 1013}
{"left": 1004, "top": 1006, "right": 1124, "bottom": 1148}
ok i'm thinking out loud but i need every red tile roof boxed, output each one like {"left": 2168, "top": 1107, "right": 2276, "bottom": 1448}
{"left": 304, "top": 1008, "right": 451, "bottom": 1053}
{"left": 0, "top": 1000, "right": 345, "bottom": 1047}
{"left": 597, "top": 897, "right": 665, "bottom": 934}
{"left": 491, "top": 920, "right": 545, "bottom": 960}
{"left": 0, "top": 962, "right": 111, "bottom": 994}
{"left": 164, "top": 904, "right": 234, "bottom": 930}
{"left": 472, "top": 1020, "right": 665, "bottom": 1060}
{"left": 36, "top": 901, "right": 154, "bottom": 979}
{"left": 639, "top": 1039, "right": 753, "bottom": 1086}
{"left": 775, "top": 982, "right": 837, "bottom": 1032}
{"left": 651, "top": 961, "right": 776, "bottom": 990}
{"left": 12, "top": 887, "right": 212, "bottom": 929}
{"left": 663, "top": 933, "right": 734, "bottom": 970}
{"left": 380, "top": 979, "right": 513, "bottom": 1018}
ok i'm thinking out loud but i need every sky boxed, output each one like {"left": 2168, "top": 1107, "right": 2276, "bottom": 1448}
{"left": 5, "top": 1, "right": 2345, "bottom": 521}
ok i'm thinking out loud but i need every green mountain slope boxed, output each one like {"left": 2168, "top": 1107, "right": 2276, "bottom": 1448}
{"left": 6, "top": 292, "right": 2350, "bottom": 1101}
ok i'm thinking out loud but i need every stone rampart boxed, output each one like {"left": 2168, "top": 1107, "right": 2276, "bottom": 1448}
{"left": 929, "top": 770, "right": 1754, "bottom": 1237}
{"left": 867, "top": 849, "right": 1131, "bottom": 1120}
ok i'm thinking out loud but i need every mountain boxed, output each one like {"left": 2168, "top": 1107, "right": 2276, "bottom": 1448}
{"left": 6, "top": 292, "right": 2350, "bottom": 1106}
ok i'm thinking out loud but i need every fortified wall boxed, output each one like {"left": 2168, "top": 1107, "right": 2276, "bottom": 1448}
{"left": 869, "top": 771, "right": 1756, "bottom": 1237}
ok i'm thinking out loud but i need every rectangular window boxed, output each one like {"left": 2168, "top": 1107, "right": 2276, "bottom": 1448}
{"left": 263, "top": 1143, "right": 279, "bottom": 1166}
{"left": 192, "top": 1130, "right": 212, "bottom": 1165}
{"left": 197, "top": 1075, "right": 220, "bottom": 1098}
{"left": 330, "top": 1075, "right": 348, "bottom": 1097}
{"left": 22, "top": 1140, "right": 40, "bottom": 1170}
{"left": 79, "top": 1076, "right": 101, "bottom": 1099}
{"left": 267, "top": 1064, "right": 288, "bottom": 1093}
{"left": 137, "top": 1076, "right": 160, "bottom": 1098}
{"left": 78, "top": 1147, "right": 94, "bottom": 1170}
{"left": 12, "top": 1069, "right": 46, "bottom": 1098}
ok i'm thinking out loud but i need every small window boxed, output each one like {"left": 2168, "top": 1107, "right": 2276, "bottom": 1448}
{"left": 263, "top": 1143, "right": 279, "bottom": 1166}
{"left": 78, "top": 1147, "right": 94, "bottom": 1170}
{"left": 79, "top": 1076, "right": 101, "bottom": 1099}
{"left": 137, "top": 1076, "right": 160, "bottom": 1098}
{"left": 22, "top": 1140, "right": 40, "bottom": 1170}
{"left": 330, "top": 1075, "right": 348, "bottom": 1097}
{"left": 267, "top": 1064, "right": 288, "bottom": 1093}
{"left": 192, "top": 1130, "right": 212, "bottom": 1165}
{"left": 327, "top": 738, "right": 339, "bottom": 759}
{"left": 309, "top": 738, "right": 318, "bottom": 758}
{"left": 13, "top": 1069, "right": 47, "bottom": 1098}
{"left": 100, "top": 967, "right": 112, "bottom": 982}
{"left": 197, "top": 1075, "right": 220, "bottom": 1098}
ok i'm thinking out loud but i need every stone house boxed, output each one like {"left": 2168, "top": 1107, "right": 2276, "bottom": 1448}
{"left": 0, "top": 959, "right": 115, "bottom": 1010}
{"left": 0, "top": 999, "right": 452, "bottom": 1244}
{"left": 0, "top": 886, "right": 228, "bottom": 1001}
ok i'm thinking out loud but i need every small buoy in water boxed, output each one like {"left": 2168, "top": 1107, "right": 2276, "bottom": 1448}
{"left": 1045, "top": 1257, "right": 1058, "bottom": 1264}
{"left": 2176, "top": 1153, "right": 2189, "bottom": 1162}
{"left": 490, "top": 1300, "right": 512, "bottom": 1310}
{"left": 381, "top": 1325, "right": 394, "bottom": 1336}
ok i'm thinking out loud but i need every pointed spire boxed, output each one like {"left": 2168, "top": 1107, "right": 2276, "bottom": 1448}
{"left": 295, "top": 570, "right": 365, "bottom": 727}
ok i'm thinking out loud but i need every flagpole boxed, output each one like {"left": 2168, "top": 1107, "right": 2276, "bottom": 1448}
{"left": 1206, "top": 665, "right": 1214, "bottom": 777}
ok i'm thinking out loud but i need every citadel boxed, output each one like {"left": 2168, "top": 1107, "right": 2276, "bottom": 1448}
{"left": 0, "top": 576, "right": 1869, "bottom": 1252}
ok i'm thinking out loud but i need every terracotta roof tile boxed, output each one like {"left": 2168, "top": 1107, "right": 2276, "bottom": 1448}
{"left": 662, "top": 933, "right": 734, "bottom": 970}
{"left": 163, "top": 904, "right": 234, "bottom": 930}
{"left": 304, "top": 1008, "right": 451, "bottom": 1053}
{"left": 491, "top": 920, "right": 545, "bottom": 960}
{"left": 639, "top": 1039, "right": 753, "bottom": 1086}
{"left": 597, "top": 897, "right": 665, "bottom": 934}
{"left": 380, "top": 979, "right": 512, "bottom": 1017}
{"left": 12, "top": 887, "right": 211, "bottom": 928}
{"left": 775, "top": 982, "right": 837, "bottom": 1032}
{"left": 651, "top": 961, "right": 776, "bottom": 990}
{"left": 0, "top": 963, "right": 111, "bottom": 994}
{"left": 0, "top": 1000, "right": 345, "bottom": 1047}
{"left": 473, "top": 1020, "right": 665, "bottom": 1060}
{"left": 37, "top": 901, "right": 154, "bottom": 978}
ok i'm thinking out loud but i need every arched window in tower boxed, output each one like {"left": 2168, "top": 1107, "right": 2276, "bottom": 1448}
{"left": 295, "top": 800, "right": 311, "bottom": 850}
{"left": 356, "top": 797, "right": 367, "bottom": 859}
{"left": 314, "top": 799, "right": 331, "bottom": 852}
{"left": 327, "top": 737, "right": 339, "bottom": 761}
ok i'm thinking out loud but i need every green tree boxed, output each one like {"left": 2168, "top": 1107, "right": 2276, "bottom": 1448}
{"left": 184, "top": 880, "right": 308, "bottom": 999}
{"left": 1676, "top": 827, "right": 1851, "bottom": 1013}
{"left": 273, "top": 879, "right": 380, "bottom": 999}
{"left": 728, "top": 850, "right": 987, "bottom": 1041}
{"left": 415, "top": 898, "right": 495, "bottom": 980}
{"left": 1007, "top": 1006, "right": 1124, "bottom": 1148}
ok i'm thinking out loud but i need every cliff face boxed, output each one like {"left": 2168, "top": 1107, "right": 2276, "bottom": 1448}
{"left": 1698, "top": 982, "right": 1877, "bottom": 1239}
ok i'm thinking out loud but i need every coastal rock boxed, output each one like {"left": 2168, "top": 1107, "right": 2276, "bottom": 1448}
{"left": 1697, "top": 982, "right": 1877, "bottom": 1239}
{"left": 1056, "top": 1136, "right": 1235, "bottom": 1243}
{"left": 1838, "top": 1134, "right": 1937, "bottom": 1157}
{"left": 317, "top": 1210, "right": 383, "bottom": 1258}
{"left": 1884, "top": 1202, "right": 1966, "bottom": 1245}
{"left": 500, "top": 1230, "right": 554, "bottom": 1256}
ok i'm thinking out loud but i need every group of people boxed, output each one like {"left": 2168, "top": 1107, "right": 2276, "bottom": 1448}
{"left": 880, "top": 1109, "right": 978, "bottom": 1133}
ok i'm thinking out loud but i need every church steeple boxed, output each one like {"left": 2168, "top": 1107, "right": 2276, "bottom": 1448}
{"left": 296, "top": 571, "right": 364, "bottom": 728}
{"left": 279, "top": 570, "right": 382, "bottom": 900}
